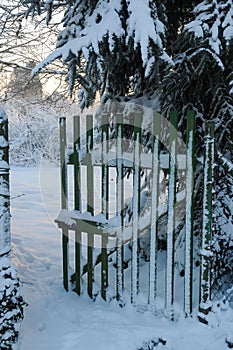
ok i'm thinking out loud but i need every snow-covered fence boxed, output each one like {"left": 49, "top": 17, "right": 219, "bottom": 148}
{"left": 55, "top": 110, "right": 214, "bottom": 319}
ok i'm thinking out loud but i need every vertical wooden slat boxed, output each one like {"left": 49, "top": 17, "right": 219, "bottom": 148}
{"left": 86, "top": 115, "right": 94, "bottom": 298}
{"left": 131, "top": 113, "right": 142, "bottom": 305}
{"left": 73, "top": 115, "right": 81, "bottom": 295}
{"left": 116, "top": 113, "right": 124, "bottom": 302}
{"left": 101, "top": 114, "right": 109, "bottom": 216}
{"left": 101, "top": 114, "right": 109, "bottom": 300}
{"left": 101, "top": 235, "right": 108, "bottom": 300}
{"left": 74, "top": 115, "right": 81, "bottom": 211}
{"left": 165, "top": 110, "right": 178, "bottom": 318}
{"left": 86, "top": 115, "right": 94, "bottom": 215}
{"left": 149, "top": 112, "right": 161, "bottom": 305}
{"left": 184, "top": 110, "right": 195, "bottom": 315}
{"left": 75, "top": 230, "right": 81, "bottom": 295}
{"left": 59, "top": 116, "right": 69, "bottom": 291}
{"left": 199, "top": 121, "right": 214, "bottom": 314}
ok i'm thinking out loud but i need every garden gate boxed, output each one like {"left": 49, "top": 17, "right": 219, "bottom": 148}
{"left": 55, "top": 110, "right": 214, "bottom": 319}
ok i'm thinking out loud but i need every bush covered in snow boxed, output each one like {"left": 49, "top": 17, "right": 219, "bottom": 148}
{"left": 0, "top": 258, "right": 26, "bottom": 350}
{"left": 3, "top": 98, "right": 75, "bottom": 167}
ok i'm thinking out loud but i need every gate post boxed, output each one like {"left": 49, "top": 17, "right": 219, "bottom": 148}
{"left": 0, "top": 107, "right": 25, "bottom": 348}
{"left": 0, "top": 108, "right": 10, "bottom": 258}
{"left": 199, "top": 121, "right": 214, "bottom": 322}
{"left": 184, "top": 110, "right": 195, "bottom": 315}
{"left": 166, "top": 110, "right": 178, "bottom": 319}
{"left": 59, "top": 116, "right": 69, "bottom": 291}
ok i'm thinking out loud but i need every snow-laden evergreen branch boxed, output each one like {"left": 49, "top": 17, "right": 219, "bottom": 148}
{"left": 185, "top": 0, "right": 233, "bottom": 54}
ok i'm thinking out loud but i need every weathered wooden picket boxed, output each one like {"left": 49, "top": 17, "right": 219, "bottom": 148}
{"left": 55, "top": 110, "right": 214, "bottom": 318}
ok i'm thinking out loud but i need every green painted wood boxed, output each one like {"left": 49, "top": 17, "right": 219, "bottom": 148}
{"left": 86, "top": 115, "right": 94, "bottom": 299}
{"left": 184, "top": 110, "right": 195, "bottom": 315}
{"left": 87, "top": 232, "right": 94, "bottom": 299}
{"left": 67, "top": 150, "right": 186, "bottom": 170}
{"left": 131, "top": 112, "right": 142, "bottom": 305}
{"left": 115, "top": 113, "right": 124, "bottom": 302}
{"left": 75, "top": 230, "right": 81, "bottom": 295}
{"left": 74, "top": 115, "right": 81, "bottom": 211}
{"left": 166, "top": 110, "right": 178, "bottom": 318}
{"left": 101, "top": 235, "right": 108, "bottom": 300}
{"left": 57, "top": 109, "right": 201, "bottom": 313}
{"left": 199, "top": 121, "right": 214, "bottom": 310}
{"left": 101, "top": 114, "right": 109, "bottom": 300}
{"left": 60, "top": 117, "right": 68, "bottom": 210}
{"left": 86, "top": 115, "right": 94, "bottom": 215}
{"left": 101, "top": 114, "right": 109, "bottom": 216}
{"left": 62, "top": 230, "right": 69, "bottom": 291}
{"left": 149, "top": 112, "right": 161, "bottom": 305}
{"left": 59, "top": 117, "right": 69, "bottom": 291}
{"left": 73, "top": 116, "right": 81, "bottom": 295}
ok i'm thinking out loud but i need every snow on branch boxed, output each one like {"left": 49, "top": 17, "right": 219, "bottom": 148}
{"left": 184, "top": 0, "right": 233, "bottom": 55}
{"left": 126, "top": 0, "right": 171, "bottom": 65}
{"left": 32, "top": 1, "right": 172, "bottom": 76}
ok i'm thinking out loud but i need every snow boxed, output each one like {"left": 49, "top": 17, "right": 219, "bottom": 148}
{"left": 32, "top": 1, "right": 124, "bottom": 75}
{"left": 0, "top": 107, "right": 8, "bottom": 122}
{"left": 10, "top": 166, "right": 233, "bottom": 349}
{"left": 184, "top": 0, "right": 233, "bottom": 55}
{"left": 32, "top": 0, "right": 173, "bottom": 80}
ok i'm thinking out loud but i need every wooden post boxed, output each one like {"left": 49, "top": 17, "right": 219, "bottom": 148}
{"left": 116, "top": 113, "right": 124, "bottom": 302}
{"left": 199, "top": 121, "right": 214, "bottom": 319}
{"left": 184, "top": 110, "right": 195, "bottom": 315}
{"left": 74, "top": 115, "right": 81, "bottom": 211}
{"left": 59, "top": 116, "right": 69, "bottom": 291}
{"left": 131, "top": 113, "right": 142, "bottom": 305}
{"left": 86, "top": 115, "right": 94, "bottom": 299}
{"left": 166, "top": 110, "right": 178, "bottom": 318}
{"left": 73, "top": 115, "right": 81, "bottom": 295}
{"left": 86, "top": 115, "right": 94, "bottom": 215}
{"left": 149, "top": 112, "right": 161, "bottom": 305}
{"left": 0, "top": 108, "right": 10, "bottom": 258}
{"left": 101, "top": 114, "right": 109, "bottom": 300}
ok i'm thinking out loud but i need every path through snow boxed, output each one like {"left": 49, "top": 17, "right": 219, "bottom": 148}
{"left": 10, "top": 167, "right": 233, "bottom": 350}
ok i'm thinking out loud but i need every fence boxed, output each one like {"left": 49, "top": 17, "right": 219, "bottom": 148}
{"left": 55, "top": 110, "right": 214, "bottom": 319}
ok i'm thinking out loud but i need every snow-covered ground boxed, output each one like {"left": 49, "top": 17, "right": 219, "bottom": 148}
{"left": 10, "top": 166, "right": 233, "bottom": 350}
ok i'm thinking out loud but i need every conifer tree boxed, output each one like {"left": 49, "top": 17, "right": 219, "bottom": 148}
{"left": 14, "top": 0, "right": 233, "bottom": 294}
{"left": 28, "top": 0, "right": 172, "bottom": 108}
{"left": 161, "top": 0, "right": 233, "bottom": 292}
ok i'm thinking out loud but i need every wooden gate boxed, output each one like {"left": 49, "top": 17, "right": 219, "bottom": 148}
{"left": 55, "top": 110, "right": 214, "bottom": 319}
